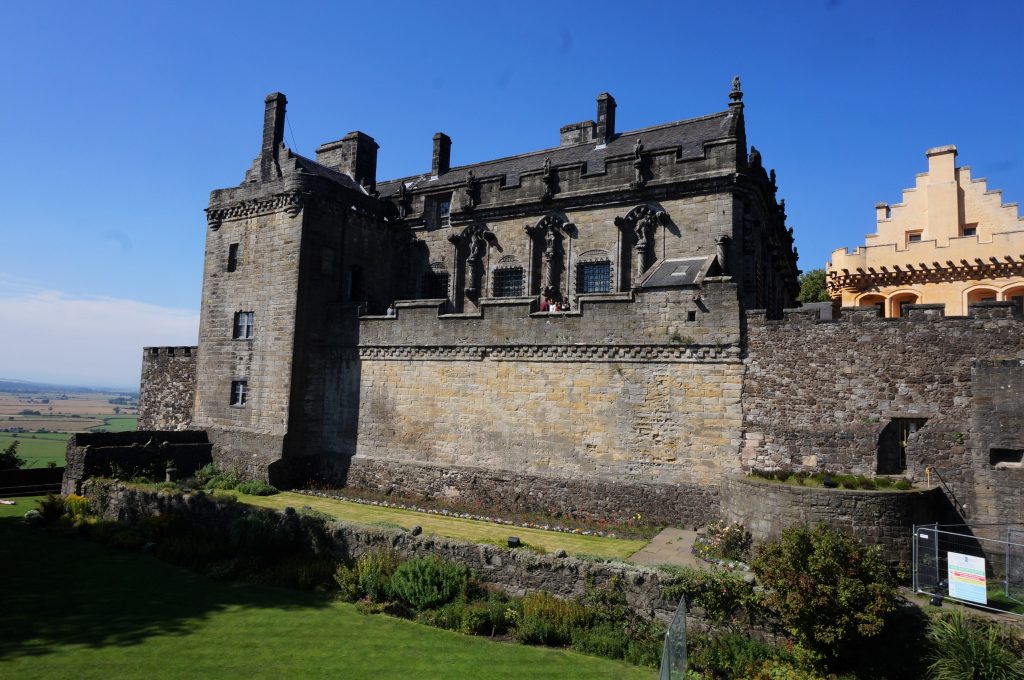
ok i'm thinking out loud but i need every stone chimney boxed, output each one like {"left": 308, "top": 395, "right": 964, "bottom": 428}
{"left": 432, "top": 133, "right": 451, "bottom": 178}
{"left": 595, "top": 93, "right": 616, "bottom": 144}
{"left": 559, "top": 120, "right": 596, "bottom": 146}
{"left": 316, "top": 131, "right": 379, "bottom": 193}
{"left": 925, "top": 145, "right": 959, "bottom": 237}
{"left": 260, "top": 92, "right": 287, "bottom": 180}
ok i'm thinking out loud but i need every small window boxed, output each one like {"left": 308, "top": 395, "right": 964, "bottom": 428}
{"left": 230, "top": 380, "right": 248, "bottom": 407}
{"left": 227, "top": 243, "right": 239, "bottom": 272}
{"left": 183, "top": 347, "right": 192, "bottom": 357}
{"left": 687, "top": 310, "right": 697, "bottom": 322}
{"left": 906, "top": 231, "right": 922, "bottom": 244}
{"left": 962, "top": 224, "right": 977, "bottom": 237}
{"left": 492, "top": 267, "right": 524, "bottom": 297}
{"left": 167, "top": 348, "right": 175, "bottom": 356}
{"left": 424, "top": 269, "right": 450, "bottom": 299}
{"left": 990, "top": 448, "right": 1024, "bottom": 466}
{"left": 150, "top": 348, "right": 159, "bottom": 356}
{"left": 437, "top": 199, "right": 450, "bottom": 228}
{"left": 233, "top": 311, "right": 254, "bottom": 340}
{"left": 578, "top": 261, "right": 612, "bottom": 294}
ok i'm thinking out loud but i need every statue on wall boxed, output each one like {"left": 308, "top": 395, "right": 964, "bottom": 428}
{"left": 450, "top": 224, "right": 495, "bottom": 298}
{"left": 395, "top": 182, "right": 409, "bottom": 220}
{"left": 631, "top": 138, "right": 646, "bottom": 190}
{"left": 716, "top": 235, "right": 731, "bottom": 275}
{"left": 525, "top": 213, "right": 572, "bottom": 299}
{"left": 614, "top": 205, "right": 667, "bottom": 286}
{"left": 464, "top": 170, "right": 479, "bottom": 211}
{"left": 748, "top": 146, "right": 762, "bottom": 169}
{"left": 541, "top": 158, "right": 557, "bottom": 201}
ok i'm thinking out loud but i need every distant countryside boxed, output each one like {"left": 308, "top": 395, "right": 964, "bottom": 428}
{"left": 0, "top": 384, "right": 138, "bottom": 468}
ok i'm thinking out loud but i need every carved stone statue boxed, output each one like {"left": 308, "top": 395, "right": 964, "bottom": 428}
{"left": 729, "top": 76, "right": 743, "bottom": 103}
{"left": 468, "top": 232, "right": 486, "bottom": 264}
{"left": 631, "top": 138, "right": 646, "bottom": 190}
{"left": 541, "top": 158, "right": 556, "bottom": 201}
{"left": 748, "top": 146, "right": 762, "bottom": 168}
{"left": 464, "top": 170, "right": 479, "bottom": 210}
{"left": 715, "top": 235, "right": 731, "bottom": 274}
{"left": 633, "top": 138, "right": 643, "bottom": 160}
{"left": 396, "top": 182, "right": 409, "bottom": 219}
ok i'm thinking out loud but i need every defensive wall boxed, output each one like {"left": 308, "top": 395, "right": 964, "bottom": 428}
{"left": 138, "top": 346, "right": 197, "bottom": 431}
{"left": 63, "top": 431, "right": 212, "bottom": 495}
{"left": 741, "top": 301, "right": 1024, "bottom": 530}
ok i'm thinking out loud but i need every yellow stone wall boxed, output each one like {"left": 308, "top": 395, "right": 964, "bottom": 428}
{"left": 828, "top": 145, "right": 1024, "bottom": 316}
{"left": 355, "top": 357, "right": 744, "bottom": 486}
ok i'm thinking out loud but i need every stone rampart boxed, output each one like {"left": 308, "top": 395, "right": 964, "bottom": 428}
{"left": 138, "top": 346, "right": 197, "bottom": 431}
{"left": 85, "top": 481, "right": 680, "bottom": 621}
{"left": 720, "top": 475, "right": 943, "bottom": 562}
{"left": 741, "top": 301, "right": 1024, "bottom": 528}
{"left": 63, "top": 431, "right": 212, "bottom": 495}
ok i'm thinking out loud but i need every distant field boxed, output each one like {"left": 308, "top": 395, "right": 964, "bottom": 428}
{"left": 2, "top": 417, "right": 105, "bottom": 431}
{"left": 0, "top": 391, "right": 137, "bottom": 417}
{"left": 0, "top": 416, "right": 137, "bottom": 468}
{"left": 0, "top": 433, "right": 67, "bottom": 468}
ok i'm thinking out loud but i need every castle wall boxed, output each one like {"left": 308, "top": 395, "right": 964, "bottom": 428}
{"left": 137, "top": 346, "right": 197, "bottom": 431}
{"left": 741, "top": 302, "right": 1024, "bottom": 527}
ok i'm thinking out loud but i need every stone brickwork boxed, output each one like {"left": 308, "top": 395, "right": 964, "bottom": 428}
{"left": 63, "top": 431, "right": 212, "bottom": 495}
{"left": 138, "top": 346, "right": 196, "bottom": 431}
{"left": 741, "top": 302, "right": 1024, "bottom": 528}
{"left": 86, "top": 481, "right": 681, "bottom": 621}
{"left": 720, "top": 476, "right": 943, "bottom": 562}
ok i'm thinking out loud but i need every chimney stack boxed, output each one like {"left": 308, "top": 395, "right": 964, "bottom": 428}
{"left": 432, "top": 133, "right": 451, "bottom": 177}
{"left": 596, "top": 93, "right": 616, "bottom": 144}
{"left": 316, "top": 131, "right": 379, "bottom": 193}
{"left": 261, "top": 92, "right": 287, "bottom": 180}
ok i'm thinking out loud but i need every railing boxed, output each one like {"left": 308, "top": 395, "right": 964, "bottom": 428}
{"left": 925, "top": 466, "right": 968, "bottom": 519}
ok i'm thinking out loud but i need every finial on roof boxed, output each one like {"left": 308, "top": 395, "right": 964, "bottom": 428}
{"left": 729, "top": 76, "right": 743, "bottom": 103}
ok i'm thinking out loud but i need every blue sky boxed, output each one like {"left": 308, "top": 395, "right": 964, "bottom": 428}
{"left": 1, "top": 1, "right": 1022, "bottom": 387}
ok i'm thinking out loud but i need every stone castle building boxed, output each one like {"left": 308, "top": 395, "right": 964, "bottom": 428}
{"left": 828, "top": 145, "right": 1024, "bottom": 317}
{"left": 132, "top": 82, "right": 1023, "bottom": 542}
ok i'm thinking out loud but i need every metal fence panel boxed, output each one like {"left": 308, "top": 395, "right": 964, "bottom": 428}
{"left": 659, "top": 596, "right": 687, "bottom": 680}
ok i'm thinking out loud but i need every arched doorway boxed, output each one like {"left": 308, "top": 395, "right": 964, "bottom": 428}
{"left": 889, "top": 292, "right": 919, "bottom": 318}
{"left": 857, "top": 294, "right": 885, "bottom": 317}
{"left": 1002, "top": 285, "right": 1024, "bottom": 315}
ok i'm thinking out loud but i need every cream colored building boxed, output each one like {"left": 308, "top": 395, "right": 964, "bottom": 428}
{"left": 828, "top": 145, "right": 1024, "bottom": 316}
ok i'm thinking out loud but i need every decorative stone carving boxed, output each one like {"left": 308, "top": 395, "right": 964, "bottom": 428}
{"left": 715, "top": 235, "right": 731, "bottom": 275}
{"left": 395, "top": 182, "right": 410, "bottom": 220}
{"left": 748, "top": 146, "right": 762, "bottom": 169}
{"left": 630, "top": 138, "right": 646, "bottom": 190}
{"left": 525, "top": 214, "right": 574, "bottom": 299}
{"left": 450, "top": 224, "right": 496, "bottom": 297}
{"left": 464, "top": 170, "right": 479, "bottom": 211}
{"left": 729, "top": 76, "right": 743, "bottom": 102}
{"left": 541, "top": 158, "right": 557, "bottom": 202}
{"left": 614, "top": 205, "right": 667, "bottom": 284}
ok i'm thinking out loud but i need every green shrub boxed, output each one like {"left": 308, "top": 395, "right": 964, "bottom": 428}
{"left": 895, "top": 479, "right": 913, "bottom": 491}
{"left": 193, "top": 462, "right": 219, "bottom": 486}
{"left": 689, "top": 632, "right": 797, "bottom": 679}
{"left": 874, "top": 477, "right": 893, "bottom": 489}
{"left": 0, "top": 440, "right": 25, "bottom": 470}
{"left": 36, "top": 494, "right": 65, "bottom": 524}
{"left": 514, "top": 592, "right": 591, "bottom": 646}
{"left": 417, "top": 600, "right": 465, "bottom": 630}
{"left": 572, "top": 623, "right": 630, "bottom": 660}
{"left": 333, "top": 562, "right": 363, "bottom": 602}
{"left": 703, "top": 520, "right": 753, "bottom": 562}
{"left": 206, "top": 470, "right": 242, "bottom": 490}
{"left": 775, "top": 469, "right": 793, "bottom": 482}
{"left": 357, "top": 547, "right": 401, "bottom": 603}
{"left": 858, "top": 476, "right": 877, "bottom": 490}
{"left": 64, "top": 494, "right": 92, "bottom": 522}
{"left": 751, "top": 524, "right": 899, "bottom": 663}
{"left": 297, "top": 507, "right": 334, "bottom": 522}
{"left": 926, "top": 608, "right": 1024, "bottom": 680}
{"left": 390, "top": 556, "right": 468, "bottom": 610}
{"left": 840, "top": 475, "right": 858, "bottom": 490}
{"left": 235, "top": 480, "right": 279, "bottom": 496}
{"left": 661, "top": 566, "right": 758, "bottom": 624}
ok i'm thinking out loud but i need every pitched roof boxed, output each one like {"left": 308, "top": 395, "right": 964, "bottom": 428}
{"left": 374, "top": 109, "right": 737, "bottom": 197}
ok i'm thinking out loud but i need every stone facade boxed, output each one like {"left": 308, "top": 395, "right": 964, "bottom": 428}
{"left": 63, "top": 431, "right": 212, "bottom": 495}
{"left": 137, "top": 346, "right": 197, "bottom": 431}
{"left": 741, "top": 302, "right": 1024, "bottom": 528}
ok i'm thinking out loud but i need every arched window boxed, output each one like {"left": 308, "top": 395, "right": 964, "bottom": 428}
{"left": 967, "top": 287, "right": 998, "bottom": 305}
{"left": 1002, "top": 285, "right": 1024, "bottom": 314}
{"left": 857, "top": 294, "right": 885, "bottom": 317}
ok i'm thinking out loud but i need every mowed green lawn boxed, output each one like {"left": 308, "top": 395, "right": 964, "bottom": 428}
{"left": 0, "top": 497, "right": 655, "bottom": 680}
{"left": 229, "top": 490, "right": 649, "bottom": 560}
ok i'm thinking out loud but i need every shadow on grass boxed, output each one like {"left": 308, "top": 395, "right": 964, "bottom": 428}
{"left": 0, "top": 514, "right": 329, "bottom": 662}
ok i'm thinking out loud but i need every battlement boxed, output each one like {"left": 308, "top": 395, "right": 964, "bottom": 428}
{"left": 355, "top": 281, "right": 742, "bottom": 351}
{"left": 746, "top": 300, "right": 1021, "bottom": 326}
{"left": 143, "top": 346, "right": 197, "bottom": 357}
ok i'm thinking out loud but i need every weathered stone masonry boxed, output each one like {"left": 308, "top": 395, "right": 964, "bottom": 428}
{"left": 138, "top": 346, "right": 197, "bottom": 431}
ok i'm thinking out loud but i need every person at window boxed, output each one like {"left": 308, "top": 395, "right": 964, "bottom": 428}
{"left": 386, "top": 303, "right": 396, "bottom": 317}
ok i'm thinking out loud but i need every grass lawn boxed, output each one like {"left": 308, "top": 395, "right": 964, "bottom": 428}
{"left": 0, "top": 497, "right": 654, "bottom": 680}
{"left": 0, "top": 432, "right": 68, "bottom": 468}
{"left": 227, "top": 490, "right": 649, "bottom": 560}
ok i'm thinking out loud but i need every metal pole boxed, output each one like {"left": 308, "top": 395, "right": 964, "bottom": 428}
{"left": 912, "top": 524, "right": 918, "bottom": 593}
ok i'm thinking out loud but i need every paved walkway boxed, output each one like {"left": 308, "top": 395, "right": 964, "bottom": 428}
{"left": 626, "top": 527, "right": 706, "bottom": 569}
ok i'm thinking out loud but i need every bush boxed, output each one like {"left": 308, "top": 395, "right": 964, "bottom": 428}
{"left": 858, "top": 476, "right": 878, "bottom": 490}
{"left": 333, "top": 562, "right": 363, "bottom": 602}
{"left": 572, "top": 623, "right": 630, "bottom": 660}
{"left": 193, "top": 462, "right": 219, "bottom": 486}
{"left": 206, "top": 469, "right": 242, "bottom": 490}
{"left": 895, "top": 479, "right": 913, "bottom": 491}
{"left": 874, "top": 477, "right": 893, "bottom": 489}
{"left": 357, "top": 547, "right": 401, "bottom": 603}
{"left": 661, "top": 566, "right": 758, "bottom": 624}
{"left": 926, "top": 608, "right": 1024, "bottom": 680}
{"left": 689, "top": 632, "right": 798, "bottom": 679}
{"left": 390, "top": 556, "right": 468, "bottom": 610}
{"left": 64, "top": 494, "right": 92, "bottom": 522}
{"left": 775, "top": 470, "right": 793, "bottom": 483}
{"left": 751, "top": 524, "right": 899, "bottom": 663}
{"left": 840, "top": 475, "right": 858, "bottom": 490}
{"left": 235, "top": 480, "right": 279, "bottom": 496}
{"left": 514, "top": 591, "right": 591, "bottom": 646}
{"left": 36, "top": 494, "right": 65, "bottom": 524}
{"left": 703, "top": 520, "right": 752, "bottom": 562}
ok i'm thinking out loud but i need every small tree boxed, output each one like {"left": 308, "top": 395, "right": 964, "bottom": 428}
{"left": 0, "top": 441, "right": 26, "bottom": 470}
{"left": 751, "top": 524, "right": 899, "bottom": 663}
{"left": 797, "top": 268, "right": 830, "bottom": 303}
